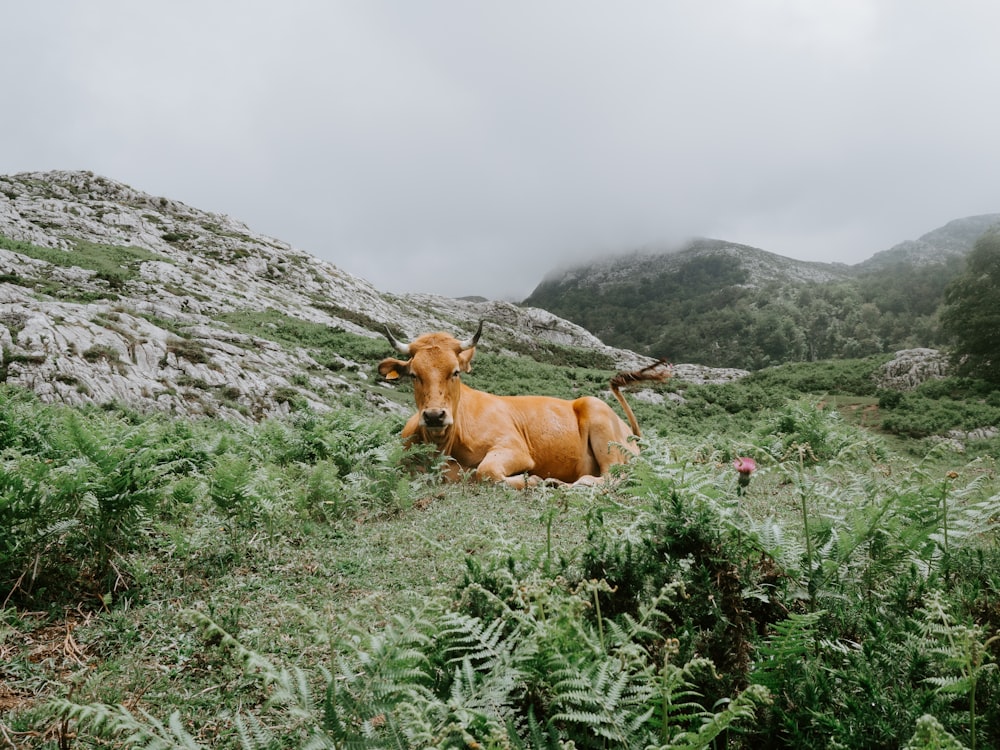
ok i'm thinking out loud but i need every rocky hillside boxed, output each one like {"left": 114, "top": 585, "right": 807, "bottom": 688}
{"left": 858, "top": 214, "right": 1000, "bottom": 271}
{"left": 1, "top": 171, "right": 714, "bottom": 420}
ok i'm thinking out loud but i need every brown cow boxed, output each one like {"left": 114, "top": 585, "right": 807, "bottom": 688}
{"left": 378, "top": 321, "right": 670, "bottom": 488}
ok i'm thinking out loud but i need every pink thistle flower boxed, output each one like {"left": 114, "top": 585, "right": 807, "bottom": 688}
{"left": 733, "top": 457, "right": 757, "bottom": 495}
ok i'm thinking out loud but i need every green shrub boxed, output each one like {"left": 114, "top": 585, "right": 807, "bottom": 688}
{"left": 166, "top": 337, "right": 211, "bottom": 364}
{"left": 747, "top": 356, "right": 889, "bottom": 397}
{"left": 759, "top": 399, "right": 860, "bottom": 461}
{"left": 879, "top": 378, "right": 1000, "bottom": 442}
{"left": 0, "top": 385, "right": 427, "bottom": 605}
{"left": 54, "top": 534, "right": 772, "bottom": 750}
{"left": 0, "top": 405, "right": 177, "bottom": 604}
{"left": 82, "top": 344, "right": 122, "bottom": 364}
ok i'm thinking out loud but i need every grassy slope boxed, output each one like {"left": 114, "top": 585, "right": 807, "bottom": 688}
{"left": 2, "top": 339, "right": 999, "bottom": 748}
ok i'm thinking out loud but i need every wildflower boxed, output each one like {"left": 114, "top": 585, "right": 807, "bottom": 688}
{"left": 733, "top": 456, "right": 757, "bottom": 495}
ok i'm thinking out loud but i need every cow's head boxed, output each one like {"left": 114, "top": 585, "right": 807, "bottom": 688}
{"left": 378, "top": 321, "right": 483, "bottom": 434}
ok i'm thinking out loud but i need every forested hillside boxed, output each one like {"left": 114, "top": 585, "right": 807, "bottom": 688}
{"left": 524, "top": 217, "right": 999, "bottom": 369}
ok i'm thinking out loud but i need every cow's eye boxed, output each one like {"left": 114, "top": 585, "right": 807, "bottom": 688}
{"left": 451, "top": 369, "right": 460, "bottom": 379}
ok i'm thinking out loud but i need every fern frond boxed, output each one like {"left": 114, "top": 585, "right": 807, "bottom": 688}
{"left": 924, "top": 675, "right": 974, "bottom": 694}
{"left": 506, "top": 705, "right": 565, "bottom": 750}
{"left": 233, "top": 712, "right": 274, "bottom": 750}
{"left": 189, "top": 610, "right": 282, "bottom": 684}
{"left": 549, "top": 657, "right": 656, "bottom": 748}
{"left": 47, "top": 699, "right": 203, "bottom": 750}
{"left": 452, "top": 654, "right": 523, "bottom": 730}
{"left": 267, "top": 665, "right": 319, "bottom": 720}
{"left": 662, "top": 684, "right": 771, "bottom": 750}
{"left": 753, "top": 610, "right": 827, "bottom": 694}
{"left": 440, "top": 610, "right": 512, "bottom": 669}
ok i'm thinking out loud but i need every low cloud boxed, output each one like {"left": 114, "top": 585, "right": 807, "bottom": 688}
{"left": 3, "top": 1, "right": 999, "bottom": 299}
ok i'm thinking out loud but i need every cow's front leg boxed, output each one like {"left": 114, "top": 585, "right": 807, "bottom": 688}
{"left": 476, "top": 448, "right": 534, "bottom": 488}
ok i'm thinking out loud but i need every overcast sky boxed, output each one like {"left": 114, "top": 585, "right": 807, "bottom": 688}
{"left": 4, "top": 2, "right": 999, "bottom": 299}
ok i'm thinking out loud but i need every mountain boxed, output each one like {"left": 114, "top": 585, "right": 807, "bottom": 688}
{"left": 857, "top": 214, "right": 1000, "bottom": 271}
{"left": 0, "top": 171, "right": 659, "bottom": 419}
{"left": 523, "top": 217, "right": 999, "bottom": 369}
{"left": 533, "top": 238, "right": 854, "bottom": 291}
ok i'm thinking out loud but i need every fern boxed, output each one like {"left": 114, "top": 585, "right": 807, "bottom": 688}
{"left": 931, "top": 473, "right": 999, "bottom": 557}
{"left": 190, "top": 610, "right": 283, "bottom": 682}
{"left": 602, "top": 582, "right": 686, "bottom": 669}
{"left": 918, "top": 593, "right": 1000, "bottom": 750}
{"left": 1, "top": 407, "right": 182, "bottom": 602}
{"left": 757, "top": 446, "right": 982, "bottom": 614}
{"left": 508, "top": 706, "right": 565, "bottom": 750}
{"left": 754, "top": 609, "right": 826, "bottom": 685}
{"left": 660, "top": 684, "right": 771, "bottom": 750}
{"left": 395, "top": 658, "right": 516, "bottom": 748}
{"left": 549, "top": 656, "right": 656, "bottom": 749}
{"left": 233, "top": 713, "right": 275, "bottom": 750}
{"left": 195, "top": 607, "right": 442, "bottom": 747}
{"left": 739, "top": 512, "right": 806, "bottom": 575}
{"left": 46, "top": 507, "right": 771, "bottom": 749}
{"left": 653, "top": 649, "right": 718, "bottom": 747}
{"left": 49, "top": 700, "right": 203, "bottom": 750}
{"left": 440, "top": 609, "right": 526, "bottom": 718}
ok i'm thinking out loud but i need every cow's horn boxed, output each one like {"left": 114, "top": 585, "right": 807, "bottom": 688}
{"left": 459, "top": 320, "right": 484, "bottom": 350}
{"left": 383, "top": 326, "right": 411, "bottom": 356}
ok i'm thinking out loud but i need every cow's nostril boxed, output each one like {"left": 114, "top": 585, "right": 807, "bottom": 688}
{"left": 423, "top": 408, "right": 446, "bottom": 426}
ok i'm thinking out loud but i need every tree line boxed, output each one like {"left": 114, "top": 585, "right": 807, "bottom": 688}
{"left": 525, "top": 251, "right": 975, "bottom": 371}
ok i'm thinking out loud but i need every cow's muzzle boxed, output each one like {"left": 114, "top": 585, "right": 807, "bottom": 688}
{"left": 421, "top": 408, "right": 452, "bottom": 431}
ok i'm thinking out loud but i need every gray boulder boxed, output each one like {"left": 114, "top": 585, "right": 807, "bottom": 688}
{"left": 875, "top": 348, "right": 950, "bottom": 391}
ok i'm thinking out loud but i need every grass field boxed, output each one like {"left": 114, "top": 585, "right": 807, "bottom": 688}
{"left": 2, "top": 349, "right": 999, "bottom": 749}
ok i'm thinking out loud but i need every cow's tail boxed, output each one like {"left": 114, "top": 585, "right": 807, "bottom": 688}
{"left": 609, "top": 359, "right": 672, "bottom": 438}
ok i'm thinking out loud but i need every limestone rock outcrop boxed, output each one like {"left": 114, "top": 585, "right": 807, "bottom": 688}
{"left": 875, "top": 348, "right": 950, "bottom": 391}
{"left": 1, "top": 170, "right": 740, "bottom": 418}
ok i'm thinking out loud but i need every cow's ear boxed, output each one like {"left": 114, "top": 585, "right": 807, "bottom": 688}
{"left": 378, "top": 358, "right": 411, "bottom": 380}
{"left": 458, "top": 347, "right": 475, "bottom": 373}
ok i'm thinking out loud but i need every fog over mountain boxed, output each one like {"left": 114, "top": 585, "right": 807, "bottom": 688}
{"left": 524, "top": 215, "right": 999, "bottom": 369}
{"left": 4, "top": 2, "right": 1000, "bottom": 299}
{"left": 532, "top": 214, "right": 1000, "bottom": 290}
